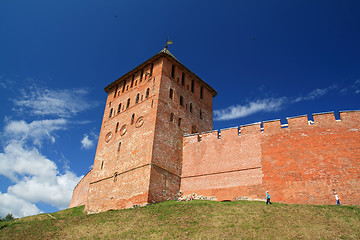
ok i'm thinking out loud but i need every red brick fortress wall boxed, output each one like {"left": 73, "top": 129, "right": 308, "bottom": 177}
{"left": 181, "top": 111, "right": 360, "bottom": 205}
{"left": 69, "top": 170, "right": 92, "bottom": 208}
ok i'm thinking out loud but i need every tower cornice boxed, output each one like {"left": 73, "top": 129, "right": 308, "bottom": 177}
{"left": 104, "top": 49, "right": 217, "bottom": 97}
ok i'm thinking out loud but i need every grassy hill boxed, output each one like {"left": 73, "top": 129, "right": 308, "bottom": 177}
{"left": 0, "top": 200, "right": 359, "bottom": 239}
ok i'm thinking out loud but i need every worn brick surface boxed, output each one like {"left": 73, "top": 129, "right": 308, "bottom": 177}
{"left": 261, "top": 112, "right": 360, "bottom": 205}
{"left": 69, "top": 170, "right": 92, "bottom": 208}
{"left": 148, "top": 56, "right": 214, "bottom": 204}
{"left": 85, "top": 58, "right": 161, "bottom": 213}
{"left": 181, "top": 123, "right": 263, "bottom": 201}
{"left": 181, "top": 111, "right": 360, "bottom": 205}
{"left": 86, "top": 165, "right": 151, "bottom": 213}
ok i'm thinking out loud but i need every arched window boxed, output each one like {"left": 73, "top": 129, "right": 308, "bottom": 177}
{"left": 200, "top": 109, "right": 203, "bottom": 119}
{"left": 169, "top": 88, "right": 173, "bottom": 99}
{"left": 122, "top": 80, "right": 126, "bottom": 93}
{"left": 135, "top": 93, "right": 140, "bottom": 103}
{"left": 170, "top": 113, "right": 174, "bottom": 122}
{"left": 126, "top": 98, "right": 130, "bottom": 109}
{"left": 171, "top": 64, "right": 175, "bottom": 78}
{"left": 131, "top": 114, "right": 135, "bottom": 125}
{"left": 114, "top": 85, "right": 118, "bottom": 98}
{"left": 189, "top": 103, "right": 193, "bottom": 113}
{"left": 118, "top": 142, "right": 121, "bottom": 152}
{"left": 115, "top": 122, "right": 119, "bottom": 133}
{"left": 146, "top": 88, "right": 150, "bottom": 98}
{"left": 150, "top": 63, "right": 153, "bottom": 76}
{"left": 178, "top": 118, "right": 182, "bottom": 127}
{"left": 180, "top": 96, "right": 184, "bottom": 106}
{"left": 191, "top": 80, "right": 194, "bottom": 93}
{"left": 130, "top": 75, "right": 134, "bottom": 88}
{"left": 140, "top": 69, "right": 143, "bottom": 82}
{"left": 181, "top": 72, "right": 185, "bottom": 86}
{"left": 200, "top": 86, "right": 204, "bottom": 99}
{"left": 117, "top": 103, "right": 122, "bottom": 114}
{"left": 109, "top": 108, "right": 113, "bottom": 118}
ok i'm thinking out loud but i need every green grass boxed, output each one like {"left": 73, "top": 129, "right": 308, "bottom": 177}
{"left": 0, "top": 201, "right": 359, "bottom": 239}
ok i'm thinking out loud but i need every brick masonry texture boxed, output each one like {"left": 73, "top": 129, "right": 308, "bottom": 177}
{"left": 70, "top": 49, "right": 360, "bottom": 213}
{"left": 181, "top": 111, "right": 360, "bottom": 205}
{"left": 69, "top": 170, "right": 91, "bottom": 208}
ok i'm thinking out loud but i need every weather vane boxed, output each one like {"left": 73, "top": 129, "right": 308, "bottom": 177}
{"left": 165, "top": 37, "right": 173, "bottom": 49}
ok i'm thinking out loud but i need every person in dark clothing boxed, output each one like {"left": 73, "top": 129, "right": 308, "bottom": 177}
{"left": 266, "top": 191, "right": 272, "bottom": 204}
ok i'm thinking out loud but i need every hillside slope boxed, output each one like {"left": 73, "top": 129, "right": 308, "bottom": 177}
{"left": 0, "top": 201, "right": 359, "bottom": 239}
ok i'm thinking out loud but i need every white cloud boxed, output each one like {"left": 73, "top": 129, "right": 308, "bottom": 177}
{"left": 213, "top": 84, "right": 341, "bottom": 121}
{"left": 294, "top": 86, "right": 336, "bottom": 102}
{"left": 4, "top": 119, "right": 67, "bottom": 146}
{"left": 8, "top": 170, "right": 82, "bottom": 210}
{"left": 0, "top": 142, "right": 57, "bottom": 182}
{"left": 0, "top": 142, "right": 83, "bottom": 217}
{"left": 214, "top": 98, "right": 286, "bottom": 121}
{"left": 0, "top": 192, "right": 43, "bottom": 218}
{"left": 81, "top": 134, "right": 94, "bottom": 149}
{"left": 13, "top": 85, "right": 96, "bottom": 118}
{"left": 0, "top": 83, "right": 92, "bottom": 218}
{"left": 354, "top": 79, "right": 360, "bottom": 94}
{"left": 0, "top": 76, "right": 16, "bottom": 89}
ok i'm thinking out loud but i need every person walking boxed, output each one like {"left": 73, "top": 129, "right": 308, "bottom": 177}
{"left": 333, "top": 189, "right": 341, "bottom": 205}
{"left": 266, "top": 191, "right": 272, "bottom": 204}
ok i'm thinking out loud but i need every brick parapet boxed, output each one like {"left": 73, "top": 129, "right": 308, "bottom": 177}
{"left": 184, "top": 110, "right": 360, "bottom": 142}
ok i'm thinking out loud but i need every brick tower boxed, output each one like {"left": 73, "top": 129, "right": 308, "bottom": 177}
{"left": 85, "top": 48, "right": 217, "bottom": 213}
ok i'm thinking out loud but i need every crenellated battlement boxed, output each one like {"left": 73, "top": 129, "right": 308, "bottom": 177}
{"left": 184, "top": 110, "right": 360, "bottom": 142}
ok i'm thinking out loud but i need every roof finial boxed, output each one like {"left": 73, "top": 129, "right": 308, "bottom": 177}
{"left": 165, "top": 37, "right": 173, "bottom": 49}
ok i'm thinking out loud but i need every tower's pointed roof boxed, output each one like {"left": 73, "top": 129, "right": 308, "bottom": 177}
{"left": 105, "top": 48, "right": 217, "bottom": 97}
{"left": 159, "top": 47, "right": 178, "bottom": 61}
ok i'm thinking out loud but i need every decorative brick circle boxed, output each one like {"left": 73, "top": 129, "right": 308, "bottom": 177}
{"left": 105, "top": 132, "right": 112, "bottom": 143}
{"left": 135, "top": 116, "right": 144, "bottom": 128}
{"left": 120, "top": 124, "right": 127, "bottom": 136}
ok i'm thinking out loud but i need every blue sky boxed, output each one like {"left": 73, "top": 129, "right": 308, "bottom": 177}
{"left": 0, "top": 1, "right": 359, "bottom": 218}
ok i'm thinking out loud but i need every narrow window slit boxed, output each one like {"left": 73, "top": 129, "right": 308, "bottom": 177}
{"left": 131, "top": 114, "right": 135, "bottom": 125}
{"left": 170, "top": 113, "right": 174, "bottom": 122}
